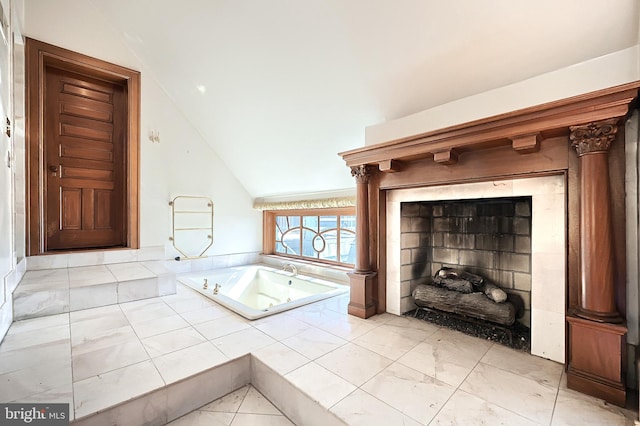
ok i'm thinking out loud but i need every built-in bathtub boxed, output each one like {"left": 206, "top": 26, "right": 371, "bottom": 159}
{"left": 178, "top": 264, "right": 349, "bottom": 320}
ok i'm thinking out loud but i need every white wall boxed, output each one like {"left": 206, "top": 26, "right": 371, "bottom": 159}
{"left": 0, "top": 0, "right": 25, "bottom": 344}
{"left": 22, "top": 0, "right": 262, "bottom": 257}
{"left": 0, "top": 0, "right": 13, "bottom": 289}
{"left": 366, "top": 45, "right": 640, "bottom": 145}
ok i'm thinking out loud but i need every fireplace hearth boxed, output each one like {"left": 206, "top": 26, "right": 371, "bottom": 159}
{"left": 408, "top": 307, "right": 531, "bottom": 351}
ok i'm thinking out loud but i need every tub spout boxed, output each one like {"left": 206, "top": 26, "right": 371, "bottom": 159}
{"left": 282, "top": 263, "right": 297, "bottom": 277}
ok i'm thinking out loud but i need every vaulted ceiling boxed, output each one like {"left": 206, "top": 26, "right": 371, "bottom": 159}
{"left": 87, "top": 0, "right": 639, "bottom": 198}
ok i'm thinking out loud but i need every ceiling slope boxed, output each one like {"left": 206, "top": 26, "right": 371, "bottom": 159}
{"left": 88, "top": 0, "right": 639, "bottom": 198}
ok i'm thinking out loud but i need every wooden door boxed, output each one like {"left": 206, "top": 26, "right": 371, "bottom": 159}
{"left": 44, "top": 66, "right": 126, "bottom": 250}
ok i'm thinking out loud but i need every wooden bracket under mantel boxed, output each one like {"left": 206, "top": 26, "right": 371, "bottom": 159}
{"left": 511, "top": 133, "right": 543, "bottom": 154}
{"left": 378, "top": 159, "right": 402, "bottom": 172}
{"left": 433, "top": 149, "right": 459, "bottom": 165}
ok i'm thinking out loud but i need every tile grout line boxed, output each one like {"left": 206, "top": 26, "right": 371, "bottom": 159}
{"left": 325, "top": 325, "right": 437, "bottom": 425}
{"left": 459, "top": 350, "right": 559, "bottom": 425}
{"left": 118, "top": 302, "right": 169, "bottom": 388}
{"left": 420, "top": 340, "right": 497, "bottom": 425}
{"left": 548, "top": 369, "right": 565, "bottom": 426}
{"left": 251, "top": 355, "right": 348, "bottom": 426}
{"left": 476, "top": 345, "right": 564, "bottom": 389}
{"left": 66, "top": 310, "right": 77, "bottom": 422}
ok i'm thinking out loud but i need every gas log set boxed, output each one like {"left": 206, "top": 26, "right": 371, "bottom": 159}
{"left": 412, "top": 267, "right": 524, "bottom": 326}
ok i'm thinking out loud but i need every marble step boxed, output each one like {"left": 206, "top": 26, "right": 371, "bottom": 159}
{"left": 12, "top": 261, "right": 176, "bottom": 320}
{"left": 70, "top": 354, "right": 346, "bottom": 426}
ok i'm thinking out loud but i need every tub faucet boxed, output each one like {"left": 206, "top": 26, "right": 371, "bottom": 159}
{"left": 213, "top": 283, "right": 221, "bottom": 294}
{"left": 282, "top": 263, "right": 297, "bottom": 277}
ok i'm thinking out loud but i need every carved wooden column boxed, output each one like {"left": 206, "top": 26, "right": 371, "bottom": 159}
{"left": 571, "top": 119, "right": 622, "bottom": 322}
{"left": 566, "top": 119, "right": 627, "bottom": 406}
{"left": 348, "top": 165, "right": 377, "bottom": 318}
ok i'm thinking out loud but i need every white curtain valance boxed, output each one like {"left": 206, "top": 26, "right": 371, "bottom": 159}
{"left": 253, "top": 196, "right": 356, "bottom": 211}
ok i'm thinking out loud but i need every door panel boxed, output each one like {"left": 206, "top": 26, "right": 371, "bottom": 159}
{"left": 61, "top": 188, "right": 82, "bottom": 229}
{"left": 95, "top": 190, "right": 113, "bottom": 229}
{"left": 44, "top": 67, "right": 126, "bottom": 250}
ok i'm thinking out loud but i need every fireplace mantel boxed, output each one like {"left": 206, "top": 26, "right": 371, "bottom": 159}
{"left": 339, "top": 81, "right": 640, "bottom": 406}
{"left": 340, "top": 82, "right": 640, "bottom": 169}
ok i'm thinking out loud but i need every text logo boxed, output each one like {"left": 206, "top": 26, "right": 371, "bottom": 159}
{"left": 1, "top": 404, "right": 68, "bottom": 425}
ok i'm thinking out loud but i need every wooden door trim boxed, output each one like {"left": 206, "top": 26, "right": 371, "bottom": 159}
{"left": 25, "top": 38, "right": 140, "bottom": 255}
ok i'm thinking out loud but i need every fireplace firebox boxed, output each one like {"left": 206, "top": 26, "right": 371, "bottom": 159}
{"left": 400, "top": 197, "right": 532, "bottom": 328}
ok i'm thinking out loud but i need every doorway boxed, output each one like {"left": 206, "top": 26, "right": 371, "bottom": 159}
{"left": 26, "top": 38, "right": 140, "bottom": 255}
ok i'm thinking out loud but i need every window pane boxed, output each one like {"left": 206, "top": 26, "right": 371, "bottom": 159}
{"left": 340, "top": 215, "right": 356, "bottom": 231}
{"left": 312, "top": 233, "right": 327, "bottom": 253}
{"left": 340, "top": 230, "right": 356, "bottom": 264}
{"left": 301, "top": 228, "right": 319, "bottom": 258}
{"left": 288, "top": 216, "right": 300, "bottom": 228}
{"left": 281, "top": 229, "right": 300, "bottom": 255}
{"left": 303, "top": 216, "right": 318, "bottom": 230}
{"left": 275, "top": 216, "right": 288, "bottom": 230}
{"left": 320, "top": 216, "right": 336, "bottom": 231}
{"left": 319, "top": 230, "right": 337, "bottom": 261}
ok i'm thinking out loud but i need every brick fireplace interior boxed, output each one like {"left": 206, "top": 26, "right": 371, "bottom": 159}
{"left": 400, "top": 196, "right": 533, "bottom": 327}
{"left": 340, "top": 82, "right": 640, "bottom": 407}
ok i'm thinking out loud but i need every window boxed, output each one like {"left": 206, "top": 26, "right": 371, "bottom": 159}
{"left": 263, "top": 208, "right": 356, "bottom": 266}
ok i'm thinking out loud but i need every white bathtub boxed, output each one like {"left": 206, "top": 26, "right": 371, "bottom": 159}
{"left": 177, "top": 265, "right": 349, "bottom": 320}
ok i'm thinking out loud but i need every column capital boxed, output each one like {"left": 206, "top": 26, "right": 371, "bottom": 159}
{"left": 350, "top": 164, "right": 373, "bottom": 184}
{"left": 569, "top": 119, "right": 618, "bottom": 156}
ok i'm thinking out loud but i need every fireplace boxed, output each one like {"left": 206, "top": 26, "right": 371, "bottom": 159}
{"left": 387, "top": 176, "right": 565, "bottom": 362}
{"left": 399, "top": 196, "right": 533, "bottom": 327}
{"left": 339, "top": 82, "right": 640, "bottom": 406}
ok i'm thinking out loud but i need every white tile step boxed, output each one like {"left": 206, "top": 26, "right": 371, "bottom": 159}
{"left": 12, "top": 261, "right": 176, "bottom": 320}
{"left": 70, "top": 355, "right": 347, "bottom": 426}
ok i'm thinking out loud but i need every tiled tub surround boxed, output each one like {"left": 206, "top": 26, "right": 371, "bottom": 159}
{"left": 1, "top": 280, "right": 636, "bottom": 425}
{"left": 387, "top": 175, "right": 566, "bottom": 363}
{"left": 400, "top": 197, "right": 532, "bottom": 327}
{"left": 22, "top": 247, "right": 262, "bottom": 274}
{"left": 179, "top": 265, "right": 349, "bottom": 320}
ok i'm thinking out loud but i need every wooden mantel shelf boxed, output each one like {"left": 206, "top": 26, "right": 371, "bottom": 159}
{"left": 340, "top": 81, "right": 640, "bottom": 168}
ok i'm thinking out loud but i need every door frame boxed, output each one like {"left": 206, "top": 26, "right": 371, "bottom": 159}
{"left": 25, "top": 38, "right": 140, "bottom": 255}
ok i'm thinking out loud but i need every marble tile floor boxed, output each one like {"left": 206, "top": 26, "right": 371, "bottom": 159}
{"left": 0, "top": 279, "right": 637, "bottom": 425}
{"left": 167, "top": 385, "right": 294, "bottom": 426}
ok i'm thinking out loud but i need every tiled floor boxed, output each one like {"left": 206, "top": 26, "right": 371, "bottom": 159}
{"left": 0, "top": 277, "right": 638, "bottom": 425}
{"left": 167, "top": 385, "right": 293, "bottom": 425}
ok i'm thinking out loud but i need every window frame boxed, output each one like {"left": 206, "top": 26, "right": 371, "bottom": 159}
{"left": 263, "top": 207, "right": 356, "bottom": 268}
